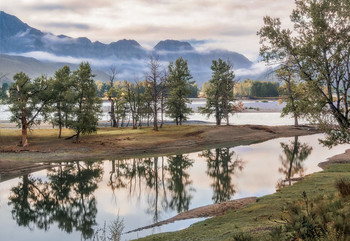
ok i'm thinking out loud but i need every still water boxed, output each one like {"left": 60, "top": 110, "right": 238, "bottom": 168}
{"left": 1, "top": 134, "right": 349, "bottom": 241}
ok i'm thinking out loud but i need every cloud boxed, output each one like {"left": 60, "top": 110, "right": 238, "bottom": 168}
{"left": 43, "top": 22, "right": 90, "bottom": 30}
{"left": 30, "top": 4, "right": 66, "bottom": 11}
{"left": 235, "top": 62, "right": 278, "bottom": 78}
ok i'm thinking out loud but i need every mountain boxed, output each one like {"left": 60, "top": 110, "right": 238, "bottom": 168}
{"left": 0, "top": 11, "right": 255, "bottom": 84}
{"left": 0, "top": 54, "right": 110, "bottom": 83}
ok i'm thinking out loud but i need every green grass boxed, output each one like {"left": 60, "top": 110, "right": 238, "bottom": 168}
{"left": 137, "top": 164, "right": 350, "bottom": 241}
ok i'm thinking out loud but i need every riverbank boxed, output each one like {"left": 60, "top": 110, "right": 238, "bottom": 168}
{"left": 137, "top": 162, "right": 350, "bottom": 241}
{"left": 0, "top": 124, "right": 318, "bottom": 164}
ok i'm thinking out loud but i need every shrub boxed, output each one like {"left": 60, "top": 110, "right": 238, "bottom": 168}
{"left": 335, "top": 178, "right": 350, "bottom": 198}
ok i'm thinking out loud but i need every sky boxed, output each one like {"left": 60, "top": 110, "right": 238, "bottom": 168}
{"left": 0, "top": 0, "right": 295, "bottom": 61}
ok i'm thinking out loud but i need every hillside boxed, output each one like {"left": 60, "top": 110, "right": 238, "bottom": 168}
{"left": 0, "top": 54, "right": 109, "bottom": 83}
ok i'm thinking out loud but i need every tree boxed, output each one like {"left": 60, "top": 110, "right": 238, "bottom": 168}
{"left": 0, "top": 82, "right": 9, "bottom": 100}
{"left": 166, "top": 57, "right": 193, "bottom": 125}
{"left": 125, "top": 80, "right": 144, "bottom": 129}
{"left": 276, "top": 63, "right": 309, "bottom": 127}
{"left": 145, "top": 56, "right": 165, "bottom": 131}
{"left": 199, "top": 58, "right": 237, "bottom": 125}
{"left": 8, "top": 73, "right": 51, "bottom": 146}
{"left": 107, "top": 66, "right": 118, "bottom": 127}
{"left": 69, "top": 62, "right": 102, "bottom": 142}
{"left": 49, "top": 66, "right": 74, "bottom": 138}
{"left": 258, "top": 0, "right": 350, "bottom": 146}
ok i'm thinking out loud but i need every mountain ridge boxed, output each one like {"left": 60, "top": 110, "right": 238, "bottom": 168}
{"left": 0, "top": 11, "right": 257, "bottom": 84}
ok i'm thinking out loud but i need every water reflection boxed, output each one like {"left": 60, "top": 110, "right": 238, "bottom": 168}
{"left": 3, "top": 134, "right": 343, "bottom": 241}
{"left": 201, "top": 148, "right": 244, "bottom": 203}
{"left": 8, "top": 161, "right": 103, "bottom": 239}
{"left": 277, "top": 136, "right": 313, "bottom": 188}
{"left": 167, "top": 155, "right": 194, "bottom": 213}
{"left": 107, "top": 155, "right": 195, "bottom": 223}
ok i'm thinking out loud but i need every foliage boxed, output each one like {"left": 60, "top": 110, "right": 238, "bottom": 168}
{"left": 7, "top": 72, "right": 52, "bottom": 146}
{"left": 166, "top": 57, "right": 193, "bottom": 125}
{"left": 270, "top": 191, "right": 350, "bottom": 241}
{"left": 48, "top": 65, "right": 75, "bottom": 138}
{"left": 69, "top": 62, "right": 102, "bottom": 142}
{"left": 232, "top": 232, "right": 253, "bottom": 241}
{"left": 258, "top": 0, "right": 350, "bottom": 145}
{"left": 250, "top": 81, "right": 279, "bottom": 98}
{"left": 335, "top": 178, "right": 350, "bottom": 198}
{"left": 0, "top": 82, "right": 9, "bottom": 100}
{"left": 199, "top": 58, "right": 237, "bottom": 125}
{"left": 93, "top": 215, "right": 125, "bottom": 241}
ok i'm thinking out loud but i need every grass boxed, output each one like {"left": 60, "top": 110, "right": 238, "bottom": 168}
{"left": 137, "top": 164, "right": 350, "bottom": 241}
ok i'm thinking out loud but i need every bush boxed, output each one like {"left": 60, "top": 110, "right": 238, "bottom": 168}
{"left": 335, "top": 178, "right": 350, "bottom": 198}
{"left": 232, "top": 232, "right": 253, "bottom": 241}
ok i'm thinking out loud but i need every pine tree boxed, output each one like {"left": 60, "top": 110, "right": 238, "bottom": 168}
{"left": 8, "top": 73, "right": 51, "bottom": 146}
{"left": 199, "top": 58, "right": 236, "bottom": 125}
{"left": 69, "top": 62, "right": 102, "bottom": 142}
{"left": 166, "top": 57, "right": 193, "bottom": 125}
{"left": 49, "top": 65, "right": 74, "bottom": 138}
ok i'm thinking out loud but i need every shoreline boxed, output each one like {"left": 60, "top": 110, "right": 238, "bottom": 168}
{"left": 0, "top": 124, "right": 320, "bottom": 182}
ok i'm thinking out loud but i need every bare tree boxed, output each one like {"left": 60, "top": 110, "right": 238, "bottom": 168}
{"left": 145, "top": 56, "right": 163, "bottom": 131}
{"left": 107, "top": 65, "right": 118, "bottom": 127}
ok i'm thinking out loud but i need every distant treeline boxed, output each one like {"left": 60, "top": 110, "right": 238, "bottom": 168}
{"left": 233, "top": 79, "right": 280, "bottom": 98}
{"left": 95, "top": 80, "right": 200, "bottom": 98}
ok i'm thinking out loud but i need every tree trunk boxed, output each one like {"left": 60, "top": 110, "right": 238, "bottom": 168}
{"left": 75, "top": 131, "right": 80, "bottom": 143}
{"left": 153, "top": 101, "right": 158, "bottom": 131}
{"left": 110, "top": 99, "right": 117, "bottom": 127}
{"left": 225, "top": 111, "right": 229, "bottom": 126}
{"left": 21, "top": 123, "right": 28, "bottom": 147}
{"left": 58, "top": 102, "right": 62, "bottom": 138}
{"left": 160, "top": 97, "right": 164, "bottom": 128}
{"left": 294, "top": 115, "right": 299, "bottom": 127}
{"left": 21, "top": 108, "right": 28, "bottom": 147}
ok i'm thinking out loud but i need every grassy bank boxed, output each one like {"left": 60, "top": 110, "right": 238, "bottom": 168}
{"left": 137, "top": 163, "right": 350, "bottom": 241}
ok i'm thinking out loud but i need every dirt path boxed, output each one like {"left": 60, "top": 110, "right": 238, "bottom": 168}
{"left": 126, "top": 197, "right": 257, "bottom": 233}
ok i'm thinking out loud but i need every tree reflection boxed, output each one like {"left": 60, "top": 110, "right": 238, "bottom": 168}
{"left": 278, "top": 136, "right": 312, "bottom": 187}
{"left": 8, "top": 161, "right": 103, "bottom": 239}
{"left": 167, "top": 154, "right": 194, "bottom": 213}
{"left": 201, "top": 148, "right": 244, "bottom": 203}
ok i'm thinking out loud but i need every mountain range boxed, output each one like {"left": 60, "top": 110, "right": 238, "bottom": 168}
{"left": 0, "top": 11, "right": 268, "bottom": 85}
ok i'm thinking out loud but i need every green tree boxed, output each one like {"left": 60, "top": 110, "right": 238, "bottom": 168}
{"left": 49, "top": 65, "right": 74, "bottom": 138}
{"left": 166, "top": 57, "right": 193, "bottom": 125}
{"left": 258, "top": 0, "right": 350, "bottom": 146}
{"left": 69, "top": 62, "right": 102, "bottom": 142}
{"left": 0, "top": 82, "right": 9, "bottom": 100}
{"left": 276, "top": 64, "right": 310, "bottom": 127}
{"left": 199, "top": 58, "right": 236, "bottom": 125}
{"left": 7, "top": 73, "right": 51, "bottom": 146}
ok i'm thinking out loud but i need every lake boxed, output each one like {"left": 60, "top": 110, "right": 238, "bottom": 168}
{"left": 1, "top": 133, "right": 349, "bottom": 241}
{"left": 0, "top": 99, "right": 303, "bottom": 126}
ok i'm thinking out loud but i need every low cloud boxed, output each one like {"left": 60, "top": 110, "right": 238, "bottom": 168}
{"left": 44, "top": 22, "right": 90, "bottom": 30}
{"left": 235, "top": 62, "right": 278, "bottom": 78}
